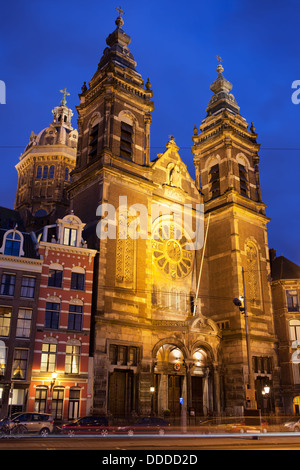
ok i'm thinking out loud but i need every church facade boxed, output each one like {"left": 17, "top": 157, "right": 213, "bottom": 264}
{"left": 67, "top": 13, "right": 280, "bottom": 418}
{"left": 11, "top": 12, "right": 284, "bottom": 419}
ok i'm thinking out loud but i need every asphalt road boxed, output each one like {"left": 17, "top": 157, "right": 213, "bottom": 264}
{"left": 1, "top": 433, "right": 300, "bottom": 451}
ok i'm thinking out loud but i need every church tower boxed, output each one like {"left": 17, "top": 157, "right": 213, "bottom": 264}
{"left": 69, "top": 12, "right": 222, "bottom": 419}
{"left": 15, "top": 90, "right": 78, "bottom": 230}
{"left": 70, "top": 9, "right": 154, "bottom": 233}
{"left": 192, "top": 59, "right": 280, "bottom": 414}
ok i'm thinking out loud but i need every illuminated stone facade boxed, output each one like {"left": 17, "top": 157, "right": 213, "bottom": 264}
{"left": 192, "top": 60, "right": 280, "bottom": 414}
{"left": 66, "top": 14, "right": 281, "bottom": 418}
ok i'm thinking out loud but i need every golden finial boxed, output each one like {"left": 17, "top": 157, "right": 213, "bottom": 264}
{"left": 216, "top": 55, "right": 224, "bottom": 74}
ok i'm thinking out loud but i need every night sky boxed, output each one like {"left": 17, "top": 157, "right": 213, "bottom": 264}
{"left": 1, "top": 0, "right": 299, "bottom": 264}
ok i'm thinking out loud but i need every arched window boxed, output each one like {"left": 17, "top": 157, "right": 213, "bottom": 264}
{"left": 4, "top": 231, "right": 22, "bottom": 256}
{"left": 64, "top": 167, "right": 69, "bottom": 181}
{"left": 42, "top": 166, "right": 48, "bottom": 179}
{"left": 36, "top": 166, "right": 42, "bottom": 179}
{"left": 49, "top": 165, "right": 55, "bottom": 179}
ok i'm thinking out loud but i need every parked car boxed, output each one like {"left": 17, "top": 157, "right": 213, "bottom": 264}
{"left": 226, "top": 418, "right": 268, "bottom": 434}
{"left": 59, "top": 416, "right": 109, "bottom": 436}
{"left": 0, "top": 412, "right": 54, "bottom": 436}
{"left": 116, "top": 417, "right": 171, "bottom": 435}
{"left": 283, "top": 418, "right": 300, "bottom": 432}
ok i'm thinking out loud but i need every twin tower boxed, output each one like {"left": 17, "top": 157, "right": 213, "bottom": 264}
{"left": 15, "top": 12, "right": 279, "bottom": 417}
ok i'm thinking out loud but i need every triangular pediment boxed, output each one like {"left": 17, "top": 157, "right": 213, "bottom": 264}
{"left": 151, "top": 138, "right": 200, "bottom": 201}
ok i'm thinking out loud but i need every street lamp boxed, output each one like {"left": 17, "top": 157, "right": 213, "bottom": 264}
{"left": 150, "top": 386, "right": 155, "bottom": 416}
{"left": 50, "top": 372, "right": 57, "bottom": 390}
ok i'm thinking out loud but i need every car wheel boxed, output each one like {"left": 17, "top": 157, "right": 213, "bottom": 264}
{"left": 40, "top": 428, "right": 50, "bottom": 437}
{"left": 239, "top": 428, "right": 245, "bottom": 434}
{"left": 262, "top": 428, "right": 268, "bottom": 433}
{"left": 158, "top": 429, "right": 165, "bottom": 435}
{"left": 68, "top": 430, "right": 75, "bottom": 437}
{"left": 294, "top": 426, "right": 300, "bottom": 432}
{"left": 101, "top": 429, "right": 108, "bottom": 436}
{"left": 128, "top": 429, "right": 134, "bottom": 436}
{"left": 12, "top": 425, "right": 27, "bottom": 435}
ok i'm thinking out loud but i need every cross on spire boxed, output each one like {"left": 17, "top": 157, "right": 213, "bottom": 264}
{"left": 60, "top": 87, "right": 70, "bottom": 106}
{"left": 116, "top": 6, "right": 124, "bottom": 17}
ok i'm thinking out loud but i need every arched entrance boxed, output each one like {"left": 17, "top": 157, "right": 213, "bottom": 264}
{"left": 190, "top": 348, "right": 209, "bottom": 416}
{"left": 154, "top": 342, "right": 186, "bottom": 418}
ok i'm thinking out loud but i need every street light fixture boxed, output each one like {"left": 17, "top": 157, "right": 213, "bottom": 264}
{"left": 50, "top": 372, "right": 57, "bottom": 390}
{"left": 150, "top": 386, "right": 155, "bottom": 416}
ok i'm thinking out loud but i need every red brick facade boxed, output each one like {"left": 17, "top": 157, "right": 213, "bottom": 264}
{"left": 28, "top": 215, "right": 96, "bottom": 421}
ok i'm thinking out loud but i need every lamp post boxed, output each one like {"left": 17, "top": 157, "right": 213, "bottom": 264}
{"left": 50, "top": 372, "right": 57, "bottom": 390}
{"left": 150, "top": 386, "right": 155, "bottom": 416}
{"left": 48, "top": 372, "right": 57, "bottom": 414}
{"left": 233, "top": 267, "right": 257, "bottom": 410}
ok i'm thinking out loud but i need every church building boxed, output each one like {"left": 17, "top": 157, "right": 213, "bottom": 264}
{"left": 10, "top": 11, "right": 283, "bottom": 420}
{"left": 67, "top": 12, "right": 280, "bottom": 418}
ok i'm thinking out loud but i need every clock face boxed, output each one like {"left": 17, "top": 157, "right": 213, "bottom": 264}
{"left": 152, "top": 221, "right": 194, "bottom": 280}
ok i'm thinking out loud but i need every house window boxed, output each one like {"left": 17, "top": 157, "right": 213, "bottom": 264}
{"left": 65, "top": 344, "right": 80, "bottom": 374}
{"left": 120, "top": 121, "right": 133, "bottom": 159}
{"left": 289, "top": 320, "right": 300, "bottom": 342}
{"left": 34, "top": 387, "right": 48, "bottom": 413}
{"left": 0, "top": 341, "right": 6, "bottom": 376}
{"left": 21, "top": 276, "right": 36, "bottom": 298}
{"left": 4, "top": 232, "right": 22, "bottom": 256}
{"left": 71, "top": 271, "right": 85, "bottom": 290}
{"left": 68, "top": 304, "right": 83, "bottom": 331}
{"left": 0, "top": 306, "right": 11, "bottom": 336}
{"left": 45, "top": 302, "right": 60, "bottom": 329}
{"left": 48, "top": 267, "right": 63, "bottom": 288}
{"left": 16, "top": 308, "right": 32, "bottom": 338}
{"left": 209, "top": 164, "right": 220, "bottom": 198}
{"left": 12, "top": 349, "right": 28, "bottom": 380}
{"left": 286, "top": 290, "right": 299, "bottom": 312}
{"left": 40, "top": 342, "right": 57, "bottom": 372}
{"left": 239, "top": 164, "right": 249, "bottom": 197}
{"left": 63, "top": 227, "right": 77, "bottom": 246}
{"left": 0, "top": 273, "right": 16, "bottom": 296}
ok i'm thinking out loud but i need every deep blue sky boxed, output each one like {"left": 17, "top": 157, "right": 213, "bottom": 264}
{"left": 1, "top": 0, "right": 300, "bottom": 264}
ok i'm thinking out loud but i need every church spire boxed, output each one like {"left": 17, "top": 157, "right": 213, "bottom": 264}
{"left": 206, "top": 57, "right": 240, "bottom": 116}
{"left": 96, "top": 7, "right": 137, "bottom": 73}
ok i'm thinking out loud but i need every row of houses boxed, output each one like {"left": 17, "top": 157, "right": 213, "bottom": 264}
{"left": 0, "top": 208, "right": 96, "bottom": 421}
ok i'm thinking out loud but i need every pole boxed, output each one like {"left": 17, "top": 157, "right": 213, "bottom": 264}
{"left": 193, "top": 213, "right": 211, "bottom": 316}
{"left": 242, "top": 267, "right": 256, "bottom": 409}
